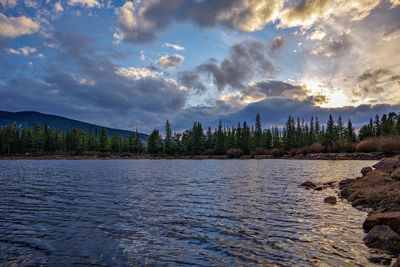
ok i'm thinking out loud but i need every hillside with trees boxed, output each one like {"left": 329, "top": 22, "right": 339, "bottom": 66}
{"left": 1, "top": 112, "right": 400, "bottom": 156}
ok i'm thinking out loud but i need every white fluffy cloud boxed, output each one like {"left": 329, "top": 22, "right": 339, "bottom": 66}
{"left": 0, "top": 14, "right": 39, "bottom": 39}
{"left": 164, "top": 42, "right": 185, "bottom": 51}
{"left": 68, "top": 0, "right": 100, "bottom": 8}
{"left": 0, "top": 0, "right": 17, "bottom": 8}
{"left": 157, "top": 54, "right": 184, "bottom": 69}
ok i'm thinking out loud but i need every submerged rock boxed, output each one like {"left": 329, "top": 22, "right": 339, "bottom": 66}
{"left": 363, "top": 212, "right": 400, "bottom": 234}
{"left": 324, "top": 196, "right": 337, "bottom": 204}
{"left": 361, "top": 167, "right": 373, "bottom": 176}
{"left": 373, "top": 158, "right": 400, "bottom": 173}
{"left": 363, "top": 225, "right": 400, "bottom": 255}
{"left": 299, "top": 181, "right": 317, "bottom": 189}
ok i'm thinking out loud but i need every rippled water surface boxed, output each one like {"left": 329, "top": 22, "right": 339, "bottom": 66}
{"left": 0, "top": 159, "right": 383, "bottom": 266}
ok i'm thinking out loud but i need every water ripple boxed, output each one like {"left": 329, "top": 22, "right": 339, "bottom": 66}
{"left": 0, "top": 159, "right": 387, "bottom": 266}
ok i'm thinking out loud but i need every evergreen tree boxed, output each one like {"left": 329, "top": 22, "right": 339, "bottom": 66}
{"left": 164, "top": 120, "right": 173, "bottom": 154}
{"left": 99, "top": 128, "right": 109, "bottom": 152}
{"left": 215, "top": 121, "right": 225, "bottom": 155}
{"left": 147, "top": 129, "right": 163, "bottom": 154}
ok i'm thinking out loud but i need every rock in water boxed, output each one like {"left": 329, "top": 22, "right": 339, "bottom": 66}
{"left": 363, "top": 212, "right": 400, "bottom": 234}
{"left": 324, "top": 196, "right": 337, "bottom": 204}
{"left": 373, "top": 158, "right": 400, "bottom": 173}
{"left": 363, "top": 225, "right": 400, "bottom": 255}
{"left": 361, "top": 167, "right": 373, "bottom": 176}
{"left": 299, "top": 181, "right": 317, "bottom": 189}
{"left": 392, "top": 167, "right": 400, "bottom": 181}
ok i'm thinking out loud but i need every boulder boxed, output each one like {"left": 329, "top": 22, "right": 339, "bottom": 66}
{"left": 363, "top": 212, "right": 400, "bottom": 234}
{"left": 373, "top": 158, "right": 400, "bottom": 173}
{"left": 314, "top": 186, "right": 323, "bottom": 191}
{"left": 339, "top": 178, "right": 356, "bottom": 186}
{"left": 355, "top": 170, "right": 391, "bottom": 186}
{"left": 324, "top": 196, "right": 337, "bottom": 204}
{"left": 368, "top": 257, "right": 392, "bottom": 265}
{"left": 392, "top": 167, "right": 400, "bottom": 181}
{"left": 299, "top": 181, "right": 317, "bottom": 189}
{"left": 393, "top": 256, "right": 400, "bottom": 267}
{"left": 361, "top": 166, "right": 373, "bottom": 176}
{"left": 363, "top": 225, "right": 400, "bottom": 255}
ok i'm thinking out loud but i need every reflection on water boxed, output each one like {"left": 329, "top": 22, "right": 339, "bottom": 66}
{"left": 0, "top": 159, "right": 382, "bottom": 266}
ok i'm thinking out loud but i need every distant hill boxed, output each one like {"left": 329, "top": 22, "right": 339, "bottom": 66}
{"left": 0, "top": 111, "right": 148, "bottom": 140}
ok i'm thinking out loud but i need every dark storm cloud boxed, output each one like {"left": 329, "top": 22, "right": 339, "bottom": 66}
{"left": 169, "top": 96, "right": 400, "bottom": 131}
{"left": 196, "top": 41, "right": 275, "bottom": 91}
{"left": 178, "top": 71, "right": 207, "bottom": 94}
{"left": 244, "top": 80, "right": 307, "bottom": 99}
{"left": 268, "top": 36, "right": 285, "bottom": 56}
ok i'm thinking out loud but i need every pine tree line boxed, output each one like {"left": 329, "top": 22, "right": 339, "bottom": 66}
{"left": 1, "top": 112, "right": 400, "bottom": 156}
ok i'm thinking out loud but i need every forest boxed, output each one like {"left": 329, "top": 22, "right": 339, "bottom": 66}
{"left": 0, "top": 112, "right": 400, "bottom": 156}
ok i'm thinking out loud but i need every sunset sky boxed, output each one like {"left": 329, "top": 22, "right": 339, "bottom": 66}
{"left": 1, "top": 0, "right": 399, "bottom": 132}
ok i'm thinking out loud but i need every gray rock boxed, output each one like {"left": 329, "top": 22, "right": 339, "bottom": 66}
{"left": 363, "top": 225, "right": 400, "bottom": 255}
{"left": 361, "top": 167, "right": 373, "bottom": 176}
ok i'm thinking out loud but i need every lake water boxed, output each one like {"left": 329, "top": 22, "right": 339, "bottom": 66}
{"left": 0, "top": 159, "right": 385, "bottom": 266}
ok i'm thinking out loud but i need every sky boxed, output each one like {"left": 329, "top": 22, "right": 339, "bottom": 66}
{"left": 0, "top": 0, "right": 399, "bottom": 133}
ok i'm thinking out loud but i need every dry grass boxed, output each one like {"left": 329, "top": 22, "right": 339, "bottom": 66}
{"left": 227, "top": 148, "right": 244, "bottom": 158}
{"left": 357, "top": 137, "right": 400, "bottom": 153}
{"left": 250, "top": 147, "right": 271, "bottom": 156}
{"left": 308, "top": 143, "right": 324, "bottom": 153}
{"left": 271, "top": 148, "right": 286, "bottom": 157}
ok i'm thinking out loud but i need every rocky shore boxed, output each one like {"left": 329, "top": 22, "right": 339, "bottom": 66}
{"left": 0, "top": 152, "right": 392, "bottom": 160}
{"left": 339, "top": 156, "right": 400, "bottom": 266}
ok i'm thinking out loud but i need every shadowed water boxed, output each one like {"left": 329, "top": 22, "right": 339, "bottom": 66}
{"left": 0, "top": 159, "right": 383, "bottom": 266}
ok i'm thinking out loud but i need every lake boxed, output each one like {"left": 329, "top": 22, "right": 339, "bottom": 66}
{"left": 0, "top": 159, "right": 383, "bottom": 266}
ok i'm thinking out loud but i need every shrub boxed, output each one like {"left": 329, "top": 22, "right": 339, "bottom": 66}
{"left": 289, "top": 148, "right": 301, "bottom": 156}
{"left": 332, "top": 140, "right": 356, "bottom": 153}
{"left": 308, "top": 143, "right": 324, "bottom": 153}
{"left": 299, "top": 146, "right": 309, "bottom": 155}
{"left": 356, "top": 138, "right": 379, "bottom": 152}
{"left": 250, "top": 147, "right": 271, "bottom": 156}
{"left": 271, "top": 148, "right": 286, "bottom": 157}
{"left": 377, "top": 137, "right": 400, "bottom": 153}
{"left": 202, "top": 149, "right": 216, "bottom": 155}
{"left": 227, "top": 148, "right": 244, "bottom": 158}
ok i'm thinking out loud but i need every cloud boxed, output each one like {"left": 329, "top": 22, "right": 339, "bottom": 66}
{"left": 268, "top": 36, "right": 285, "bottom": 56}
{"left": 0, "top": 32, "right": 187, "bottom": 132}
{"left": 157, "top": 54, "right": 184, "bottom": 69}
{"left": 0, "top": 14, "right": 40, "bottom": 39}
{"left": 115, "top": 0, "right": 283, "bottom": 43}
{"left": 7, "top": 46, "right": 36, "bottom": 56}
{"left": 196, "top": 40, "right": 275, "bottom": 91}
{"left": 68, "top": 0, "right": 100, "bottom": 8}
{"left": 279, "top": 0, "right": 381, "bottom": 28}
{"left": 54, "top": 2, "right": 64, "bottom": 12}
{"left": 0, "top": 0, "right": 17, "bottom": 8}
{"left": 178, "top": 71, "right": 207, "bottom": 94}
{"left": 354, "top": 68, "right": 400, "bottom": 100}
{"left": 309, "top": 34, "right": 352, "bottom": 58}
{"left": 164, "top": 42, "right": 185, "bottom": 51}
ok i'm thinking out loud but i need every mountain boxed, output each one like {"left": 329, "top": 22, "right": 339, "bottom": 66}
{"left": 0, "top": 111, "right": 148, "bottom": 140}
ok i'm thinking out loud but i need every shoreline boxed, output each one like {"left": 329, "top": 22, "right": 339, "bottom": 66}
{"left": 339, "top": 155, "right": 400, "bottom": 266}
{"left": 0, "top": 152, "right": 393, "bottom": 160}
